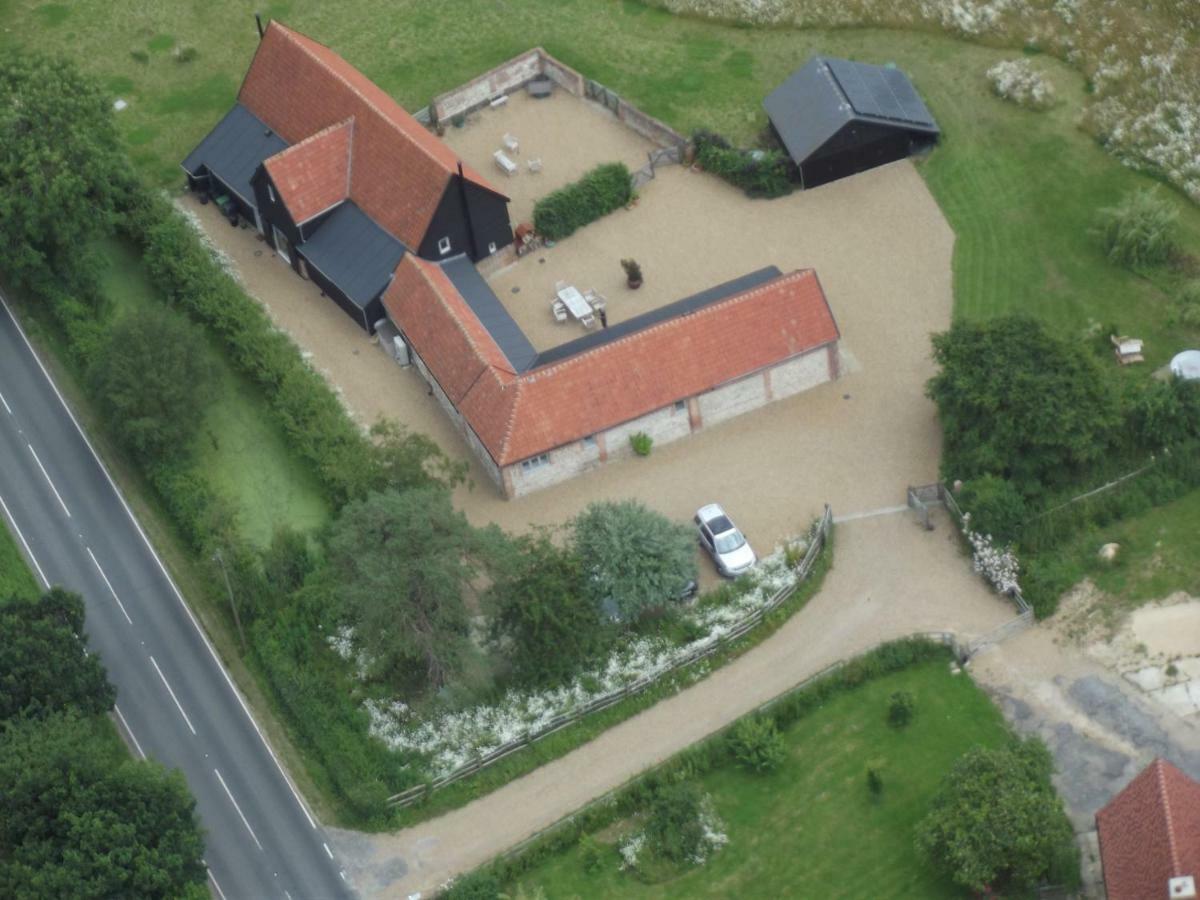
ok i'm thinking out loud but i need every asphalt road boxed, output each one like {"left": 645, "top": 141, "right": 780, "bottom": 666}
{"left": 0, "top": 293, "right": 355, "bottom": 900}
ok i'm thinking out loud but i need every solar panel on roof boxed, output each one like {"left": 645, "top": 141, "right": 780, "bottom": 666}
{"left": 825, "top": 58, "right": 935, "bottom": 128}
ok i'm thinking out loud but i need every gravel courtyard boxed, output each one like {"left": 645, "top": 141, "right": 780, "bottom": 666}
{"left": 188, "top": 135, "right": 952, "bottom": 558}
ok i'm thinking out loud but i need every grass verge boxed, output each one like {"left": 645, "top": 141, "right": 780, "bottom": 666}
{"left": 0, "top": 519, "right": 39, "bottom": 600}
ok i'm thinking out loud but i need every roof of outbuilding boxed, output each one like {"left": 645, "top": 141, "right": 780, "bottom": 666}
{"left": 237, "top": 21, "right": 505, "bottom": 248}
{"left": 181, "top": 102, "right": 288, "bottom": 204}
{"left": 764, "top": 56, "right": 939, "bottom": 164}
{"left": 384, "top": 265, "right": 839, "bottom": 467}
{"left": 296, "top": 201, "right": 405, "bottom": 310}
{"left": 1096, "top": 758, "right": 1200, "bottom": 900}
{"left": 262, "top": 119, "right": 353, "bottom": 224}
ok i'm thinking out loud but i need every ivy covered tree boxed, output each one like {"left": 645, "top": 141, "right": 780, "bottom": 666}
{"left": 89, "top": 307, "right": 217, "bottom": 467}
{"left": 489, "top": 533, "right": 612, "bottom": 687}
{"left": 0, "top": 588, "right": 114, "bottom": 720}
{"left": 572, "top": 499, "right": 697, "bottom": 622}
{"left": 916, "top": 738, "right": 1078, "bottom": 893}
{"left": 0, "top": 712, "right": 207, "bottom": 899}
{"left": 927, "top": 316, "right": 1120, "bottom": 494}
{"left": 326, "top": 487, "right": 509, "bottom": 690}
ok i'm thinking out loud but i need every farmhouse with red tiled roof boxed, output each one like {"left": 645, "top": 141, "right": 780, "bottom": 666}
{"left": 183, "top": 20, "right": 512, "bottom": 330}
{"left": 1096, "top": 758, "right": 1200, "bottom": 900}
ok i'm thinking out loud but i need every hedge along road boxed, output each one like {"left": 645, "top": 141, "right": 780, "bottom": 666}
{"left": 0, "top": 293, "right": 355, "bottom": 900}
{"left": 330, "top": 508, "right": 1019, "bottom": 897}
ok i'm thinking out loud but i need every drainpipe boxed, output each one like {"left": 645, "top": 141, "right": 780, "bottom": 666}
{"left": 255, "top": 14, "right": 265, "bottom": 39}
{"left": 457, "top": 161, "right": 480, "bottom": 260}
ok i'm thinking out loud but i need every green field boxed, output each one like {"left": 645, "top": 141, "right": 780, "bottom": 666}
{"left": 507, "top": 660, "right": 1013, "bottom": 898}
{"left": 0, "top": 521, "right": 39, "bottom": 600}
{"left": 98, "top": 239, "right": 329, "bottom": 544}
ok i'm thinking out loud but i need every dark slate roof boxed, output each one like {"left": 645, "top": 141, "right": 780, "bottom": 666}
{"left": 181, "top": 103, "right": 288, "bottom": 205}
{"left": 531, "top": 267, "right": 783, "bottom": 370}
{"left": 439, "top": 255, "right": 539, "bottom": 373}
{"left": 297, "top": 201, "right": 406, "bottom": 310}
{"left": 763, "top": 57, "right": 939, "bottom": 164}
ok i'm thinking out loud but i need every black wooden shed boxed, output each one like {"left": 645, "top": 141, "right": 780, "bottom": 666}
{"left": 764, "top": 57, "right": 939, "bottom": 189}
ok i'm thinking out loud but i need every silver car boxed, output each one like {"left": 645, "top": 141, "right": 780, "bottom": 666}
{"left": 695, "top": 503, "right": 756, "bottom": 577}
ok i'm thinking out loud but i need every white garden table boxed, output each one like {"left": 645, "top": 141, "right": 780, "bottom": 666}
{"left": 556, "top": 285, "right": 592, "bottom": 321}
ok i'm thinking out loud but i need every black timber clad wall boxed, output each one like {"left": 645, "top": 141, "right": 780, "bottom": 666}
{"left": 801, "top": 123, "right": 915, "bottom": 189}
{"left": 418, "top": 177, "right": 513, "bottom": 262}
{"left": 206, "top": 174, "right": 257, "bottom": 224}
{"left": 251, "top": 168, "right": 302, "bottom": 262}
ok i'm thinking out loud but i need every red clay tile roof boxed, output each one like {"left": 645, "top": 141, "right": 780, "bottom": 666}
{"left": 263, "top": 119, "right": 353, "bottom": 224}
{"left": 238, "top": 21, "right": 503, "bottom": 248}
{"left": 386, "top": 266, "right": 838, "bottom": 467}
{"left": 1097, "top": 758, "right": 1200, "bottom": 900}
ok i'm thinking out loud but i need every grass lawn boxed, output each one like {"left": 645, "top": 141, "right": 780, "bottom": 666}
{"left": 507, "top": 659, "right": 1013, "bottom": 899}
{"left": 0, "top": 521, "right": 39, "bottom": 600}
{"left": 98, "top": 239, "right": 329, "bottom": 544}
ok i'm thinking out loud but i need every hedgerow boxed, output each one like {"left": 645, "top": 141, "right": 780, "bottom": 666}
{"left": 533, "top": 162, "right": 632, "bottom": 240}
{"left": 693, "top": 129, "right": 797, "bottom": 199}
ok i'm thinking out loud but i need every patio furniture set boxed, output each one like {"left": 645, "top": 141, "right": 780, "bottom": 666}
{"left": 552, "top": 281, "right": 606, "bottom": 329}
{"left": 492, "top": 129, "right": 542, "bottom": 177}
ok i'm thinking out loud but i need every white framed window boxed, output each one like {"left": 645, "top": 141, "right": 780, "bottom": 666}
{"left": 267, "top": 182, "right": 275, "bottom": 203}
{"left": 674, "top": 400, "right": 686, "bottom": 412}
{"left": 437, "top": 236, "right": 452, "bottom": 255}
{"left": 487, "top": 241, "right": 498, "bottom": 254}
{"left": 520, "top": 453, "right": 550, "bottom": 471}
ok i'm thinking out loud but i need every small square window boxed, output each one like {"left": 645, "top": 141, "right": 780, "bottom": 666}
{"left": 437, "top": 236, "right": 452, "bottom": 255}
{"left": 674, "top": 400, "right": 686, "bottom": 412}
{"left": 582, "top": 435, "right": 597, "bottom": 448}
{"left": 487, "top": 241, "right": 498, "bottom": 254}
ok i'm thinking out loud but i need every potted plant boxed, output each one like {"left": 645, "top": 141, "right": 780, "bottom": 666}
{"left": 621, "top": 258, "right": 643, "bottom": 290}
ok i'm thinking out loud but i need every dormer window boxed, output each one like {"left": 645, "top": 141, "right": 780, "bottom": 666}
{"left": 437, "top": 236, "right": 452, "bottom": 255}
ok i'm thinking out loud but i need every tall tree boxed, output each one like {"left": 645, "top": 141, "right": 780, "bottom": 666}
{"left": 490, "top": 533, "right": 611, "bottom": 686}
{"left": 89, "top": 307, "right": 217, "bottom": 467}
{"left": 0, "top": 52, "right": 125, "bottom": 299}
{"left": 326, "top": 487, "right": 508, "bottom": 689}
{"left": 927, "top": 316, "right": 1120, "bottom": 493}
{"left": 0, "top": 712, "right": 207, "bottom": 899}
{"left": 916, "top": 738, "right": 1077, "bottom": 893}
{"left": 0, "top": 588, "right": 114, "bottom": 721}
{"left": 573, "top": 499, "right": 697, "bottom": 621}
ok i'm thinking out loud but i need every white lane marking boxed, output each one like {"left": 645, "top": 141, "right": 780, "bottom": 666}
{"left": 86, "top": 547, "right": 133, "bottom": 625}
{"left": 113, "top": 704, "right": 146, "bottom": 759}
{"left": 0, "top": 389, "right": 11, "bottom": 414}
{"left": 323, "top": 842, "right": 333, "bottom": 860}
{"left": 339, "top": 871, "right": 347, "bottom": 882}
{"left": 26, "top": 443, "right": 71, "bottom": 518}
{"left": 284, "top": 891, "right": 293, "bottom": 900}
{"left": 207, "top": 866, "right": 229, "bottom": 900}
{"left": 149, "top": 655, "right": 196, "bottom": 735}
{"left": 213, "top": 768, "right": 263, "bottom": 851}
{"left": 0, "top": 293, "right": 320, "bottom": 831}
{"left": 0, "top": 492, "right": 49, "bottom": 589}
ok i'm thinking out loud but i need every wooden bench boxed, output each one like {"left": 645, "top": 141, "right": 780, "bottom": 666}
{"left": 493, "top": 150, "right": 518, "bottom": 176}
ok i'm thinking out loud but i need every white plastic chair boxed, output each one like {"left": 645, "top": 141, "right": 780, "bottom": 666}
{"left": 527, "top": 157, "right": 543, "bottom": 173}
{"left": 502, "top": 132, "right": 519, "bottom": 154}
{"left": 554, "top": 280, "right": 568, "bottom": 293}
{"left": 552, "top": 300, "right": 568, "bottom": 322}
{"left": 580, "top": 314, "right": 596, "bottom": 329}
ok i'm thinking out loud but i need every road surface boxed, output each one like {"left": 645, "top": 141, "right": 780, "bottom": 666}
{"left": 0, "top": 293, "right": 354, "bottom": 900}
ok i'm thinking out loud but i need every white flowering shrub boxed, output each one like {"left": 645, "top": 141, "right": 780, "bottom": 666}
{"left": 175, "top": 202, "right": 244, "bottom": 284}
{"left": 987, "top": 58, "right": 1056, "bottom": 109}
{"left": 620, "top": 790, "right": 728, "bottom": 874}
{"left": 363, "top": 534, "right": 817, "bottom": 778}
{"left": 962, "top": 513, "right": 1021, "bottom": 594}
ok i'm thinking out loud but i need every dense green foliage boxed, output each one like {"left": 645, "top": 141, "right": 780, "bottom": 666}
{"left": 573, "top": 500, "right": 697, "bottom": 622}
{"left": 0, "top": 51, "right": 126, "bottom": 359}
{"left": 533, "top": 162, "right": 632, "bottom": 240}
{"left": 916, "top": 738, "right": 1078, "bottom": 893}
{"left": 89, "top": 307, "right": 216, "bottom": 466}
{"left": 326, "top": 488, "right": 508, "bottom": 690}
{"left": 489, "top": 534, "right": 611, "bottom": 687}
{"left": 0, "top": 589, "right": 115, "bottom": 720}
{"left": 641, "top": 783, "right": 709, "bottom": 866}
{"left": 956, "top": 474, "right": 1028, "bottom": 544}
{"left": 1092, "top": 188, "right": 1180, "bottom": 269}
{"left": 928, "top": 316, "right": 1120, "bottom": 493}
{"left": 0, "top": 525, "right": 39, "bottom": 601}
{"left": 693, "top": 130, "right": 797, "bottom": 199}
{"left": 0, "top": 712, "right": 207, "bottom": 899}
{"left": 725, "top": 716, "right": 785, "bottom": 773}
{"left": 887, "top": 689, "right": 916, "bottom": 729}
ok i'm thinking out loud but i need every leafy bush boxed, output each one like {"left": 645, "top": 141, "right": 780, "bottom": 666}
{"left": 580, "top": 836, "right": 604, "bottom": 873}
{"left": 957, "top": 475, "right": 1028, "bottom": 543}
{"left": 443, "top": 870, "right": 502, "bottom": 900}
{"left": 174, "top": 46, "right": 198, "bottom": 64}
{"left": 630, "top": 431, "right": 653, "bottom": 456}
{"left": 916, "top": 738, "right": 1078, "bottom": 893}
{"left": 1178, "top": 281, "right": 1200, "bottom": 329}
{"left": 621, "top": 258, "right": 643, "bottom": 284}
{"left": 1092, "top": 188, "right": 1179, "bottom": 269}
{"left": 986, "top": 59, "right": 1055, "bottom": 109}
{"left": 693, "top": 129, "right": 797, "bottom": 199}
{"left": 887, "top": 690, "right": 916, "bottom": 728}
{"left": 727, "top": 716, "right": 786, "bottom": 773}
{"left": 641, "top": 783, "right": 725, "bottom": 868}
{"left": 533, "top": 162, "right": 632, "bottom": 240}
{"left": 867, "top": 767, "right": 884, "bottom": 798}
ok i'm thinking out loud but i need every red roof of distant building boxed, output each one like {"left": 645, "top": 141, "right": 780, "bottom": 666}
{"left": 384, "top": 266, "right": 838, "bottom": 467}
{"left": 263, "top": 119, "right": 353, "bottom": 224}
{"left": 239, "top": 21, "right": 503, "bottom": 248}
{"left": 1096, "top": 758, "right": 1200, "bottom": 900}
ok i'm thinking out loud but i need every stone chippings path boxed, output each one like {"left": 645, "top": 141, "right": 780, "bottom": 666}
{"left": 330, "top": 510, "right": 1018, "bottom": 897}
